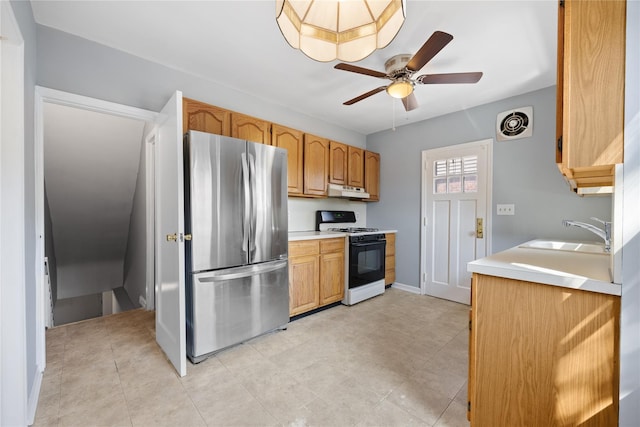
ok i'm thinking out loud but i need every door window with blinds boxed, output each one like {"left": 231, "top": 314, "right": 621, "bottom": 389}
{"left": 433, "top": 155, "right": 478, "bottom": 194}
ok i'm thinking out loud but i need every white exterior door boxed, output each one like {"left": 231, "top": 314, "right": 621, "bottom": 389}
{"left": 421, "top": 139, "right": 492, "bottom": 304}
{"left": 155, "top": 91, "right": 186, "bottom": 376}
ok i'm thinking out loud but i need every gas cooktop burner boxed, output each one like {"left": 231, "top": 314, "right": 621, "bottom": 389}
{"left": 328, "top": 227, "right": 380, "bottom": 233}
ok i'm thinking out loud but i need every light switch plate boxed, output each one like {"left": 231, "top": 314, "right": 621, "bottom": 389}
{"left": 497, "top": 204, "right": 515, "bottom": 215}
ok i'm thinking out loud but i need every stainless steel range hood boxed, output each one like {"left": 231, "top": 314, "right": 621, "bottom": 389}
{"left": 327, "top": 183, "right": 370, "bottom": 199}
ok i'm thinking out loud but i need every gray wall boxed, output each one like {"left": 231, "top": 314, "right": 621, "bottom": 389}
{"left": 10, "top": 0, "right": 39, "bottom": 417}
{"left": 123, "top": 137, "right": 148, "bottom": 309}
{"left": 36, "top": 25, "right": 366, "bottom": 149}
{"left": 620, "top": 0, "right": 640, "bottom": 423}
{"left": 366, "top": 86, "right": 612, "bottom": 289}
{"left": 53, "top": 294, "right": 103, "bottom": 326}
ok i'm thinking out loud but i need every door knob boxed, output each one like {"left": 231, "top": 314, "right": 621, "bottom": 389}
{"left": 183, "top": 234, "right": 192, "bottom": 241}
{"left": 166, "top": 233, "right": 178, "bottom": 242}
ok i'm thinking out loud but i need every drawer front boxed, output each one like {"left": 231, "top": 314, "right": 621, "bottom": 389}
{"left": 320, "top": 238, "right": 345, "bottom": 254}
{"left": 289, "top": 240, "right": 320, "bottom": 257}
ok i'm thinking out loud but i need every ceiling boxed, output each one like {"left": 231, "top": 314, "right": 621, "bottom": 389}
{"left": 30, "top": 0, "right": 558, "bottom": 135}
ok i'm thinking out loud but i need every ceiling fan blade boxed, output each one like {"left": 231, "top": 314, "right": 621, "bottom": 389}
{"left": 402, "top": 93, "right": 419, "bottom": 111}
{"left": 406, "top": 31, "right": 454, "bottom": 72}
{"left": 416, "top": 72, "right": 483, "bottom": 84}
{"left": 343, "top": 86, "right": 388, "bottom": 105}
{"left": 334, "top": 63, "right": 388, "bottom": 78}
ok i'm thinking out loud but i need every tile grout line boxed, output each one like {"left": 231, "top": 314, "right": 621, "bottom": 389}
{"left": 107, "top": 322, "right": 135, "bottom": 427}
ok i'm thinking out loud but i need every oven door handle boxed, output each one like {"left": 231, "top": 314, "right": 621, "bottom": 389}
{"left": 350, "top": 241, "right": 385, "bottom": 247}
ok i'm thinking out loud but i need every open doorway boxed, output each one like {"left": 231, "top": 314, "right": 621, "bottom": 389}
{"left": 34, "top": 88, "right": 158, "bottom": 329}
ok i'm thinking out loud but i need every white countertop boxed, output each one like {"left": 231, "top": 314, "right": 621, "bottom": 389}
{"left": 288, "top": 229, "right": 397, "bottom": 241}
{"left": 467, "top": 240, "right": 620, "bottom": 296}
{"left": 288, "top": 231, "right": 348, "bottom": 241}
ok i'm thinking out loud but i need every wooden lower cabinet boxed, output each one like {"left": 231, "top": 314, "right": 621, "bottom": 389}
{"left": 289, "top": 238, "right": 345, "bottom": 316}
{"left": 319, "top": 239, "right": 345, "bottom": 305}
{"left": 469, "top": 273, "right": 620, "bottom": 427}
{"left": 385, "top": 233, "right": 396, "bottom": 285}
{"left": 288, "top": 253, "right": 319, "bottom": 316}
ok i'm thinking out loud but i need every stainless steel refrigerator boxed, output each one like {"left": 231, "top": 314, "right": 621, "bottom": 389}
{"left": 183, "top": 130, "right": 289, "bottom": 363}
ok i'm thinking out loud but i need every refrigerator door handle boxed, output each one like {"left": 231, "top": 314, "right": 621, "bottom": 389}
{"left": 248, "top": 152, "right": 257, "bottom": 253}
{"left": 241, "top": 152, "right": 251, "bottom": 253}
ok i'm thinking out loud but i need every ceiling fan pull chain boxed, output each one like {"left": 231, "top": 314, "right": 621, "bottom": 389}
{"left": 392, "top": 98, "right": 396, "bottom": 131}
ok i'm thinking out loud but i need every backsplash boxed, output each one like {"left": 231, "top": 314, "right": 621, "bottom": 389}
{"left": 288, "top": 197, "right": 367, "bottom": 232}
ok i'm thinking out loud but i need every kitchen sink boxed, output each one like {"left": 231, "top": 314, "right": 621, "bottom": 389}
{"left": 519, "top": 239, "right": 607, "bottom": 254}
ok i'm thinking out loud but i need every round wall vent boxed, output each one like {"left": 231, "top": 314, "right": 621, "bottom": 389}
{"left": 496, "top": 106, "right": 533, "bottom": 141}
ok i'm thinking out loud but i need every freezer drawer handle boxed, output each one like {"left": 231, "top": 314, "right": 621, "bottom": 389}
{"left": 197, "top": 260, "right": 287, "bottom": 282}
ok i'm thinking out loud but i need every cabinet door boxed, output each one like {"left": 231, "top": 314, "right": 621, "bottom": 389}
{"left": 471, "top": 274, "right": 620, "bottom": 426}
{"left": 364, "top": 150, "right": 380, "bottom": 201}
{"left": 319, "top": 251, "right": 344, "bottom": 306}
{"left": 303, "top": 134, "right": 329, "bottom": 196}
{"left": 347, "top": 146, "right": 364, "bottom": 187}
{"left": 558, "top": 0, "right": 625, "bottom": 189}
{"left": 384, "top": 233, "right": 395, "bottom": 285}
{"left": 182, "top": 97, "right": 231, "bottom": 136}
{"left": 329, "top": 141, "right": 348, "bottom": 185}
{"left": 231, "top": 113, "right": 271, "bottom": 145}
{"left": 288, "top": 254, "right": 320, "bottom": 316}
{"left": 272, "top": 124, "right": 303, "bottom": 195}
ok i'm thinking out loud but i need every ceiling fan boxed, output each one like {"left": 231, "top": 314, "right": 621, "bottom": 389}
{"left": 334, "top": 31, "right": 483, "bottom": 111}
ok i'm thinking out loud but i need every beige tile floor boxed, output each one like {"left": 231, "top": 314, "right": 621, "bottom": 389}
{"left": 34, "top": 288, "right": 470, "bottom": 427}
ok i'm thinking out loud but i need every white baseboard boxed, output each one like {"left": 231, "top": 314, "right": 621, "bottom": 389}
{"left": 391, "top": 282, "right": 422, "bottom": 295}
{"left": 27, "top": 369, "right": 43, "bottom": 425}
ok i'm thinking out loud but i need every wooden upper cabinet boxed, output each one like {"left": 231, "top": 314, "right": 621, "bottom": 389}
{"left": 364, "top": 150, "right": 380, "bottom": 202}
{"left": 347, "top": 146, "right": 364, "bottom": 187}
{"left": 557, "top": 0, "right": 625, "bottom": 190}
{"left": 303, "top": 134, "right": 330, "bottom": 197}
{"left": 271, "top": 124, "right": 304, "bottom": 195}
{"left": 231, "top": 113, "right": 271, "bottom": 145}
{"left": 182, "top": 97, "right": 231, "bottom": 136}
{"left": 329, "top": 141, "right": 348, "bottom": 185}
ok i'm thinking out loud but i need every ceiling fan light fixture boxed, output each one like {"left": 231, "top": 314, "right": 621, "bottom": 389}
{"left": 276, "top": 0, "right": 406, "bottom": 62}
{"left": 386, "top": 79, "right": 413, "bottom": 99}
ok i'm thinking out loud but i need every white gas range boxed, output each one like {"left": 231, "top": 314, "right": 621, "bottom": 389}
{"left": 316, "top": 211, "right": 387, "bottom": 305}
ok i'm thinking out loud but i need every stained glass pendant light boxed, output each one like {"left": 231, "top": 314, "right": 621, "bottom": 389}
{"left": 276, "top": 0, "right": 406, "bottom": 62}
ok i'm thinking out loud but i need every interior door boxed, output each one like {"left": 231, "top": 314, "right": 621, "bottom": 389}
{"left": 422, "top": 140, "right": 491, "bottom": 304}
{"left": 155, "top": 91, "right": 186, "bottom": 376}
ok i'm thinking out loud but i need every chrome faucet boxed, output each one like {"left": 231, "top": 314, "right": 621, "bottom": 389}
{"left": 562, "top": 217, "right": 611, "bottom": 252}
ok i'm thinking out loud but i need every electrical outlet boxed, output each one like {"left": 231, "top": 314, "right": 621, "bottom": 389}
{"left": 497, "top": 204, "right": 515, "bottom": 215}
